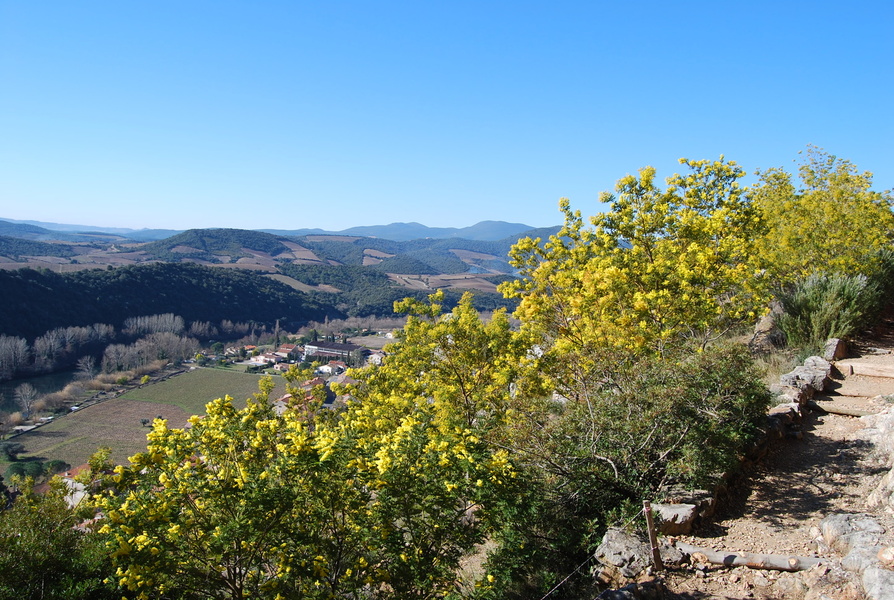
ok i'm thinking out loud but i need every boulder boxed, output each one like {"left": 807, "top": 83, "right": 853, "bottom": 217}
{"left": 593, "top": 527, "right": 683, "bottom": 584}
{"left": 821, "top": 513, "right": 885, "bottom": 556}
{"left": 659, "top": 486, "right": 716, "bottom": 519}
{"left": 651, "top": 503, "right": 698, "bottom": 535}
{"left": 750, "top": 312, "right": 786, "bottom": 354}
{"left": 594, "top": 528, "right": 652, "bottom": 580}
{"left": 824, "top": 338, "right": 848, "bottom": 361}
{"left": 780, "top": 364, "right": 829, "bottom": 393}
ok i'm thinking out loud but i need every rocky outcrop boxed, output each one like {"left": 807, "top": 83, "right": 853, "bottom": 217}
{"left": 749, "top": 302, "right": 785, "bottom": 354}
{"left": 593, "top": 528, "right": 684, "bottom": 586}
{"left": 819, "top": 513, "right": 894, "bottom": 600}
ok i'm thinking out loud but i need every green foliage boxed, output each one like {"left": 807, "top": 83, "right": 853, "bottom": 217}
{"left": 0, "top": 235, "right": 75, "bottom": 259}
{"left": 776, "top": 273, "right": 880, "bottom": 351}
{"left": 5, "top": 461, "right": 44, "bottom": 480}
{"left": 137, "top": 228, "right": 291, "bottom": 262}
{"left": 371, "top": 254, "right": 440, "bottom": 274}
{"left": 373, "top": 249, "right": 469, "bottom": 274}
{"left": 751, "top": 146, "right": 894, "bottom": 284}
{"left": 299, "top": 238, "right": 367, "bottom": 265}
{"left": 44, "top": 459, "right": 71, "bottom": 475}
{"left": 0, "top": 478, "right": 117, "bottom": 599}
{"left": 0, "top": 442, "right": 24, "bottom": 461}
{"left": 485, "top": 344, "right": 771, "bottom": 598}
{"left": 277, "top": 263, "right": 392, "bottom": 292}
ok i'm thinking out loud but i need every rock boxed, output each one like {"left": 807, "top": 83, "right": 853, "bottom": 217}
{"left": 804, "top": 355, "right": 833, "bottom": 375}
{"left": 753, "top": 572, "right": 770, "bottom": 587}
{"left": 821, "top": 513, "right": 885, "bottom": 555}
{"left": 596, "top": 580, "right": 666, "bottom": 600}
{"left": 658, "top": 542, "right": 686, "bottom": 567}
{"left": 750, "top": 310, "right": 786, "bottom": 354}
{"left": 594, "top": 528, "right": 652, "bottom": 581}
{"left": 775, "top": 574, "right": 808, "bottom": 598}
{"left": 877, "top": 546, "right": 894, "bottom": 568}
{"left": 841, "top": 546, "right": 882, "bottom": 573}
{"left": 862, "top": 566, "right": 894, "bottom": 600}
{"left": 801, "top": 564, "right": 830, "bottom": 588}
{"left": 651, "top": 503, "right": 698, "bottom": 535}
{"left": 769, "top": 403, "right": 800, "bottom": 418}
{"left": 659, "top": 486, "right": 716, "bottom": 519}
{"left": 824, "top": 338, "right": 848, "bottom": 361}
{"left": 780, "top": 364, "right": 829, "bottom": 393}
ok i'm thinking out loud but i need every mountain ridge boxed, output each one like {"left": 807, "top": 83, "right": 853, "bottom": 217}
{"left": 0, "top": 218, "right": 553, "bottom": 243}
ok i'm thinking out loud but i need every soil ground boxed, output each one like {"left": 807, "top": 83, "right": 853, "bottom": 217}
{"left": 661, "top": 322, "right": 894, "bottom": 600}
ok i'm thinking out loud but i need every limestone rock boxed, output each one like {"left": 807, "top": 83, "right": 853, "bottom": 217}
{"left": 594, "top": 528, "right": 652, "bottom": 580}
{"left": 877, "top": 546, "right": 894, "bottom": 568}
{"left": 821, "top": 513, "right": 885, "bottom": 555}
{"left": 862, "top": 566, "right": 894, "bottom": 600}
{"left": 780, "top": 362, "right": 830, "bottom": 393}
{"left": 750, "top": 310, "right": 786, "bottom": 354}
{"left": 651, "top": 503, "right": 698, "bottom": 535}
{"left": 824, "top": 338, "right": 848, "bottom": 361}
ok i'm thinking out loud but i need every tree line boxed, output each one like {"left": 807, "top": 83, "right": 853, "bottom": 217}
{"left": 0, "top": 313, "right": 261, "bottom": 385}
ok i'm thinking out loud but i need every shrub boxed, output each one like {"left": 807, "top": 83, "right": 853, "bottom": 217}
{"left": 41, "top": 392, "right": 71, "bottom": 411}
{"left": 486, "top": 343, "right": 772, "bottom": 596}
{"left": 44, "top": 459, "right": 70, "bottom": 475}
{"left": 62, "top": 382, "right": 85, "bottom": 397}
{"left": 0, "top": 442, "right": 25, "bottom": 461}
{"left": 85, "top": 381, "right": 113, "bottom": 391}
{"left": 5, "top": 461, "right": 43, "bottom": 479}
{"left": 7, "top": 412, "right": 23, "bottom": 427}
{"left": 95, "top": 373, "right": 125, "bottom": 385}
{"left": 777, "top": 273, "right": 879, "bottom": 351}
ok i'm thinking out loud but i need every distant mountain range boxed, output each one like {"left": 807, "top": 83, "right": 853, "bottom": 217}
{"left": 0, "top": 218, "right": 568, "bottom": 338}
{"left": 0, "top": 218, "right": 547, "bottom": 243}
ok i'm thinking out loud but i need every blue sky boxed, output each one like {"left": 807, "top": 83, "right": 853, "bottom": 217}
{"left": 1, "top": 1, "right": 891, "bottom": 232}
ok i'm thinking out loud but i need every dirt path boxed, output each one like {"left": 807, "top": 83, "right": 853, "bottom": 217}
{"left": 663, "top": 328, "right": 894, "bottom": 600}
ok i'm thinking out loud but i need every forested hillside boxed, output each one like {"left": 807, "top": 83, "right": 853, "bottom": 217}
{"left": 0, "top": 236, "right": 76, "bottom": 259}
{"left": 136, "top": 229, "right": 293, "bottom": 262}
{"left": 0, "top": 263, "right": 328, "bottom": 340}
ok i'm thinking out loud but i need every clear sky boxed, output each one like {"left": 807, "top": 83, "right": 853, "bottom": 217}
{"left": 1, "top": 1, "right": 891, "bottom": 232}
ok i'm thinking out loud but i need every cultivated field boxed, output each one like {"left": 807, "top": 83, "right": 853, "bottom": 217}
{"left": 120, "top": 368, "right": 288, "bottom": 415}
{"left": 3, "top": 368, "right": 289, "bottom": 471}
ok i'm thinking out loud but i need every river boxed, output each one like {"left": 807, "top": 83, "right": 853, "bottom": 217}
{"left": 0, "top": 370, "right": 79, "bottom": 414}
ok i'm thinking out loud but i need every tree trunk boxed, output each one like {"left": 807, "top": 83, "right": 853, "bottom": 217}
{"left": 675, "top": 542, "right": 828, "bottom": 571}
{"left": 808, "top": 399, "right": 876, "bottom": 417}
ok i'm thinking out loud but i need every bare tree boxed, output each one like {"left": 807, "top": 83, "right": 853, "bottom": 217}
{"left": 33, "top": 329, "right": 64, "bottom": 373}
{"left": 189, "top": 321, "right": 218, "bottom": 339}
{"left": 124, "top": 314, "right": 185, "bottom": 337}
{"left": 75, "top": 355, "right": 98, "bottom": 380}
{"left": 102, "top": 344, "right": 129, "bottom": 373}
{"left": 0, "top": 336, "right": 29, "bottom": 381}
{"left": 14, "top": 383, "right": 38, "bottom": 418}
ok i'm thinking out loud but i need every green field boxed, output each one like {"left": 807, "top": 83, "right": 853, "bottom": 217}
{"left": 2, "top": 368, "right": 289, "bottom": 475}
{"left": 120, "top": 367, "right": 288, "bottom": 415}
